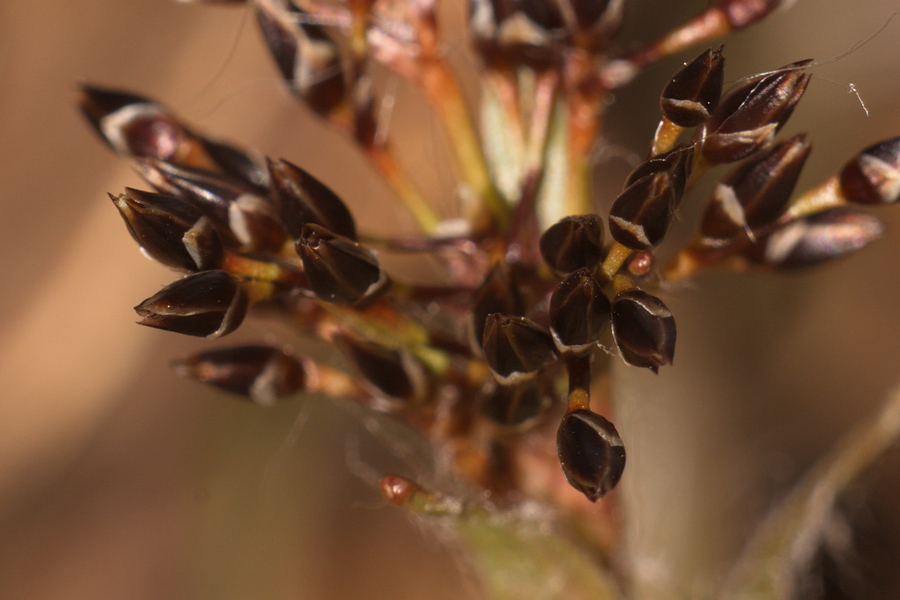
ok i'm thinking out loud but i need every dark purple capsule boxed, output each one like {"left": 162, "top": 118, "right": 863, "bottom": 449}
{"left": 697, "top": 60, "right": 811, "bottom": 165}
{"left": 549, "top": 268, "right": 611, "bottom": 355}
{"left": 471, "top": 262, "right": 525, "bottom": 352}
{"left": 469, "top": 0, "right": 566, "bottom": 69}
{"left": 479, "top": 381, "right": 552, "bottom": 430}
{"left": 295, "top": 224, "right": 387, "bottom": 305}
{"left": 742, "top": 207, "right": 884, "bottom": 269}
{"left": 111, "top": 188, "right": 223, "bottom": 271}
{"left": 610, "top": 289, "right": 676, "bottom": 373}
{"left": 661, "top": 46, "right": 725, "bottom": 127}
{"left": 700, "top": 134, "right": 811, "bottom": 243}
{"left": 255, "top": 2, "right": 347, "bottom": 115}
{"left": 269, "top": 158, "right": 357, "bottom": 240}
{"left": 482, "top": 313, "right": 556, "bottom": 384}
{"left": 624, "top": 144, "right": 694, "bottom": 205}
{"left": 336, "top": 334, "right": 426, "bottom": 403}
{"left": 539, "top": 215, "right": 605, "bottom": 275}
{"left": 134, "top": 270, "right": 248, "bottom": 338}
{"left": 172, "top": 345, "right": 306, "bottom": 405}
{"left": 79, "top": 84, "right": 190, "bottom": 161}
{"left": 608, "top": 172, "right": 677, "bottom": 250}
{"left": 839, "top": 137, "right": 900, "bottom": 205}
{"left": 557, "top": 409, "right": 626, "bottom": 502}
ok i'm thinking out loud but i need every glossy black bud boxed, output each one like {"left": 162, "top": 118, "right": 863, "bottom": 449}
{"left": 295, "top": 224, "right": 387, "bottom": 305}
{"left": 482, "top": 314, "right": 556, "bottom": 384}
{"left": 539, "top": 215, "right": 605, "bottom": 275}
{"left": 661, "top": 46, "right": 725, "bottom": 127}
{"left": 479, "top": 381, "right": 552, "bottom": 431}
{"left": 471, "top": 263, "right": 525, "bottom": 352}
{"left": 839, "top": 137, "right": 900, "bottom": 205}
{"left": 557, "top": 409, "right": 626, "bottom": 502}
{"left": 269, "top": 158, "right": 357, "bottom": 240}
{"left": 335, "top": 334, "right": 427, "bottom": 403}
{"left": 610, "top": 289, "right": 676, "bottom": 373}
{"left": 172, "top": 345, "right": 306, "bottom": 405}
{"left": 697, "top": 60, "right": 810, "bottom": 164}
{"left": 608, "top": 172, "right": 677, "bottom": 250}
{"left": 111, "top": 188, "right": 223, "bottom": 271}
{"left": 700, "top": 134, "right": 811, "bottom": 243}
{"left": 255, "top": 2, "right": 347, "bottom": 115}
{"left": 742, "top": 207, "right": 884, "bottom": 269}
{"left": 549, "top": 268, "right": 611, "bottom": 355}
{"left": 134, "top": 270, "right": 248, "bottom": 338}
{"left": 624, "top": 144, "right": 694, "bottom": 205}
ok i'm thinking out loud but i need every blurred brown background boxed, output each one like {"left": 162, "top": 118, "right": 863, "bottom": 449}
{"left": 1, "top": 1, "right": 900, "bottom": 598}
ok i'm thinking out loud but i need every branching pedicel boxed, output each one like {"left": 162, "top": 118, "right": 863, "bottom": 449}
{"left": 81, "top": 1, "right": 900, "bottom": 598}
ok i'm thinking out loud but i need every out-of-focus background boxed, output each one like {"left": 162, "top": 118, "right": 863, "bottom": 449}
{"left": 1, "top": 1, "right": 900, "bottom": 598}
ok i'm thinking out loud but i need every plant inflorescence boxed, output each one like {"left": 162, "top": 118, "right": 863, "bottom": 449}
{"left": 81, "top": 1, "right": 900, "bottom": 598}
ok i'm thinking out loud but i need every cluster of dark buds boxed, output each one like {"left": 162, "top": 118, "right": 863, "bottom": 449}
{"left": 84, "top": 2, "right": 900, "bottom": 592}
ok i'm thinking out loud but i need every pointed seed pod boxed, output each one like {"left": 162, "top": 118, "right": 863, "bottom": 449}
{"left": 743, "top": 207, "right": 884, "bottom": 269}
{"left": 624, "top": 143, "right": 694, "bottom": 205}
{"left": 479, "top": 381, "right": 552, "bottom": 431}
{"left": 469, "top": 0, "right": 566, "bottom": 69}
{"left": 269, "top": 158, "right": 357, "bottom": 240}
{"left": 839, "top": 137, "right": 900, "bottom": 205}
{"left": 549, "top": 268, "right": 611, "bottom": 355}
{"left": 172, "top": 345, "right": 305, "bottom": 405}
{"left": 697, "top": 60, "right": 811, "bottom": 165}
{"left": 539, "top": 215, "right": 605, "bottom": 275}
{"left": 255, "top": 1, "right": 347, "bottom": 115}
{"left": 610, "top": 289, "right": 676, "bottom": 373}
{"left": 295, "top": 224, "right": 387, "bottom": 305}
{"left": 557, "top": 409, "right": 626, "bottom": 502}
{"left": 471, "top": 262, "right": 525, "bottom": 352}
{"left": 482, "top": 314, "right": 556, "bottom": 384}
{"left": 134, "top": 270, "right": 248, "bottom": 337}
{"left": 197, "top": 137, "right": 269, "bottom": 191}
{"left": 661, "top": 46, "right": 725, "bottom": 127}
{"left": 111, "top": 188, "right": 223, "bottom": 271}
{"left": 335, "top": 334, "right": 427, "bottom": 403}
{"left": 608, "top": 172, "right": 677, "bottom": 250}
{"left": 79, "top": 84, "right": 191, "bottom": 161}
{"left": 700, "top": 134, "right": 811, "bottom": 243}
{"left": 565, "top": 0, "right": 623, "bottom": 50}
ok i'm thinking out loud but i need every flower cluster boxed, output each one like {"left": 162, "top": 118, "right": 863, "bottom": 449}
{"left": 83, "top": 1, "right": 900, "bottom": 595}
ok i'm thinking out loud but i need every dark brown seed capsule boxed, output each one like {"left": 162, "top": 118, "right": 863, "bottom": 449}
{"left": 268, "top": 158, "right": 357, "bottom": 240}
{"left": 742, "top": 207, "right": 884, "bottom": 269}
{"left": 624, "top": 144, "right": 694, "bottom": 205}
{"left": 482, "top": 314, "right": 556, "bottom": 384}
{"left": 712, "top": 0, "right": 784, "bottom": 30}
{"left": 479, "top": 381, "right": 552, "bottom": 430}
{"left": 565, "top": 0, "right": 623, "bottom": 49}
{"left": 557, "top": 409, "right": 626, "bottom": 502}
{"left": 469, "top": 0, "right": 566, "bottom": 69}
{"left": 295, "top": 224, "right": 387, "bottom": 305}
{"left": 471, "top": 263, "right": 525, "bottom": 352}
{"left": 111, "top": 188, "right": 223, "bottom": 271}
{"left": 549, "top": 268, "right": 611, "bottom": 355}
{"left": 197, "top": 137, "right": 269, "bottom": 191}
{"left": 79, "top": 84, "right": 191, "bottom": 161}
{"left": 660, "top": 46, "right": 725, "bottom": 127}
{"left": 610, "top": 289, "right": 676, "bottom": 373}
{"left": 608, "top": 172, "right": 676, "bottom": 250}
{"left": 335, "top": 334, "right": 426, "bottom": 403}
{"left": 172, "top": 345, "right": 305, "bottom": 405}
{"left": 697, "top": 60, "right": 811, "bottom": 165}
{"left": 134, "top": 270, "right": 248, "bottom": 338}
{"left": 255, "top": 2, "right": 347, "bottom": 115}
{"left": 539, "top": 215, "right": 605, "bottom": 275}
{"left": 839, "top": 137, "right": 900, "bottom": 205}
{"left": 700, "top": 134, "right": 811, "bottom": 243}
